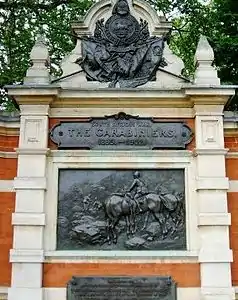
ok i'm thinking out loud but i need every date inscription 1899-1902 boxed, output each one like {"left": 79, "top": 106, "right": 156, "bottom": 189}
{"left": 50, "top": 112, "right": 193, "bottom": 150}
{"left": 67, "top": 276, "right": 177, "bottom": 300}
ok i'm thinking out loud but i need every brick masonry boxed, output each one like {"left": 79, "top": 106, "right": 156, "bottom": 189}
{"left": 0, "top": 192, "right": 15, "bottom": 286}
{"left": 0, "top": 136, "right": 19, "bottom": 153}
{"left": 227, "top": 156, "right": 238, "bottom": 286}
{"left": 43, "top": 263, "right": 201, "bottom": 287}
{"left": 225, "top": 137, "right": 238, "bottom": 152}
{"left": 1, "top": 116, "right": 238, "bottom": 293}
{"left": 0, "top": 158, "right": 17, "bottom": 180}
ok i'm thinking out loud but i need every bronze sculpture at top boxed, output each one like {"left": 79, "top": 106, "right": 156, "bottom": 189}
{"left": 79, "top": 0, "right": 167, "bottom": 88}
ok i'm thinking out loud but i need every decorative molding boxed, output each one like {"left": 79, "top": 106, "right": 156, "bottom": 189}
{"left": 15, "top": 148, "right": 50, "bottom": 156}
{"left": 20, "top": 104, "right": 50, "bottom": 116}
{"left": 199, "top": 249, "right": 233, "bottom": 263}
{"left": 10, "top": 249, "right": 44, "bottom": 263}
{"left": 0, "top": 151, "right": 17, "bottom": 158}
{"left": 14, "top": 177, "right": 47, "bottom": 190}
{"left": 23, "top": 119, "right": 42, "bottom": 145}
{"left": 198, "top": 213, "right": 231, "bottom": 226}
{"left": 185, "top": 86, "right": 235, "bottom": 96}
{"left": 0, "top": 180, "right": 14, "bottom": 192}
{"left": 50, "top": 149, "right": 193, "bottom": 158}
{"left": 52, "top": 96, "right": 191, "bottom": 109}
{"left": 12, "top": 213, "right": 45, "bottom": 226}
{"left": 196, "top": 177, "right": 229, "bottom": 190}
{"left": 226, "top": 152, "right": 238, "bottom": 158}
{"left": 49, "top": 107, "right": 194, "bottom": 118}
{"left": 44, "top": 250, "right": 199, "bottom": 263}
{"left": 193, "top": 148, "right": 228, "bottom": 156}
{"left": 201, "top": 119, "right": 219, "bottom": 146}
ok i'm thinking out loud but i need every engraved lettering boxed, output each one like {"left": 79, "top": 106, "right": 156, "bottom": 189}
{"left": 50, "top": 112, "right": 193, "bottom": 150}
{"left": 68, "top": 129, "right": 75, "bottom": 138}
{"left": 96, "top": 129, "right": 104, "bottom": 137}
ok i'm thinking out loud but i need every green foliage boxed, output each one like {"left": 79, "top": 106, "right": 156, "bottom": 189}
{"left": 0, "top": 0, "right": 237, "bottom": 110}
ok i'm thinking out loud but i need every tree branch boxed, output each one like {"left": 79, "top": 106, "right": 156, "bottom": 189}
{"left": 0, "top": 0, "right": 74, "bottom": 11}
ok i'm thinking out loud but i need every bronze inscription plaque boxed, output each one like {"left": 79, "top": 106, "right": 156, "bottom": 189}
{"left": 67, "top": 276, "right": 177, "bottom": 300}
{"left": 57, "top": 169, "right": 186, "bottom": 250}
{"left": 50, "top": 112, "right": 193, "bottom": 150}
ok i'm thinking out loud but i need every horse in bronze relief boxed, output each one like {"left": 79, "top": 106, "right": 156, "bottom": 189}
{"left": 105, "top": 192, "right": 176, "bottom": 244}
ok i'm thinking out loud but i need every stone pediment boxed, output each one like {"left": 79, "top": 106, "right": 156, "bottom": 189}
{"left": 57, "top": 0, "right": 187, "bottom": 89}
{"left": 18, "top": 0, "right": 222, "bottom": 95}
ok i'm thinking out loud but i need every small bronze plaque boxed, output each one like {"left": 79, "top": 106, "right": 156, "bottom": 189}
{"left": 67, "top": 276, "right": 177, "bottom": 300}
{"left": 50, "top": 112, "right": 193, "bottom": 150}
{"left": 57, "top": 169, "right": 186, "bottom": 250}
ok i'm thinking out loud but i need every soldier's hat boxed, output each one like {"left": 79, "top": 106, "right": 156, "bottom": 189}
{"left": 133, "top": 171, "right": 140, "bottom": 178}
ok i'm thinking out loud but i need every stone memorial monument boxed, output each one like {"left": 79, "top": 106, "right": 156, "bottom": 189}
{"left": 4, "top": 0, "right": 236, "bottom": 299}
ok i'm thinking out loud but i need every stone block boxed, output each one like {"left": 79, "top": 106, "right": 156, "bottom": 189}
{"left": 11, "top": 263, "right": 42, "bottom": 288}
{"left": 8, "top": 287, "right": 43, "bottom": 300}
{"left": 13, "top": 226, "right": 43, "bottom": 249}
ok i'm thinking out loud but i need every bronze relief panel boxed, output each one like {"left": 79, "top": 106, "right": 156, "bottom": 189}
{"left": 57, "top": 168, "right": 186, "bottom": 250}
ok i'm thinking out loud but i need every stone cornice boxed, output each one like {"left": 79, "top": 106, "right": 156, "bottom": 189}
{"left": 0, "top": 151, "right": 17, "bottom": 158}
{"left": 6, "top": 85, "right": 58, "bottom": 105}
{"left": 5, "top": 84, "right": 236, "bottom": 108}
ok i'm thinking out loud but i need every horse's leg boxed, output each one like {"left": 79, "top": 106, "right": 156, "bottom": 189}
{"left": 125, "top": 215, "right": 131, "bottom": 237}
{"left": 131, "top": 205, "right": 136, "bottom": 234}
{"left": 111, "top": 218, "right": 118, "bottom": 244}
{"left": 106, "top": 218, "right": 113, "bottom": 245}
{"left": 132, "top": 212, "right": 136, "bottom": 234}
{"left": 154, "top": 212, "right": 168, "bottom": 238}
{"left": 142, "top": 210, "right": 150, "bottom": 230}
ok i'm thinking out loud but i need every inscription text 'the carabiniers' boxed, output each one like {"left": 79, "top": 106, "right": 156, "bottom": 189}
{"left": 50, "top": 112, "right": 193, "bottom": 150}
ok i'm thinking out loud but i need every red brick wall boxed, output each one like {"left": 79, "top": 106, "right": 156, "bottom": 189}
{"left": 0, "top": 158, "right": 17, "bottom": 180}
{"left": 225, "top": 137, "right": 238, "bottom": 152}
{"left": 226, "top": 157, "right": 238, "bottom": 286}
{"left": 228, "top": 192, "right": 238, "bottom": 286}
{"left": 43, "top": 263, "right": 200, "bottom": 287}
{"left": 0, "top": 135, "right": 19, "bottom": 152}
{"left": 0, "top": 192, "right": 15, "bottom": 286}
{"left": 0, "top": 133, "right": 18, "bottom": 286}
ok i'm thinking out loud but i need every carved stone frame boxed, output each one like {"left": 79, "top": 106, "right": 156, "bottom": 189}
{"left": 44, "top": 150, "right": 198, "bottom": 261}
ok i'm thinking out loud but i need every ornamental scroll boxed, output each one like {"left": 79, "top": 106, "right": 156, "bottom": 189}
{"left": 50, "top": 112, "right": 193, "bottom": 150}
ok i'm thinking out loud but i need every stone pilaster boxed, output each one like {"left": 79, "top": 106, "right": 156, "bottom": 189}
{"left": 193, "top": 98, "right": 234, "bottom": 300}
{"left": 8, "top": 105, "right": 49, "bottom": 300}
